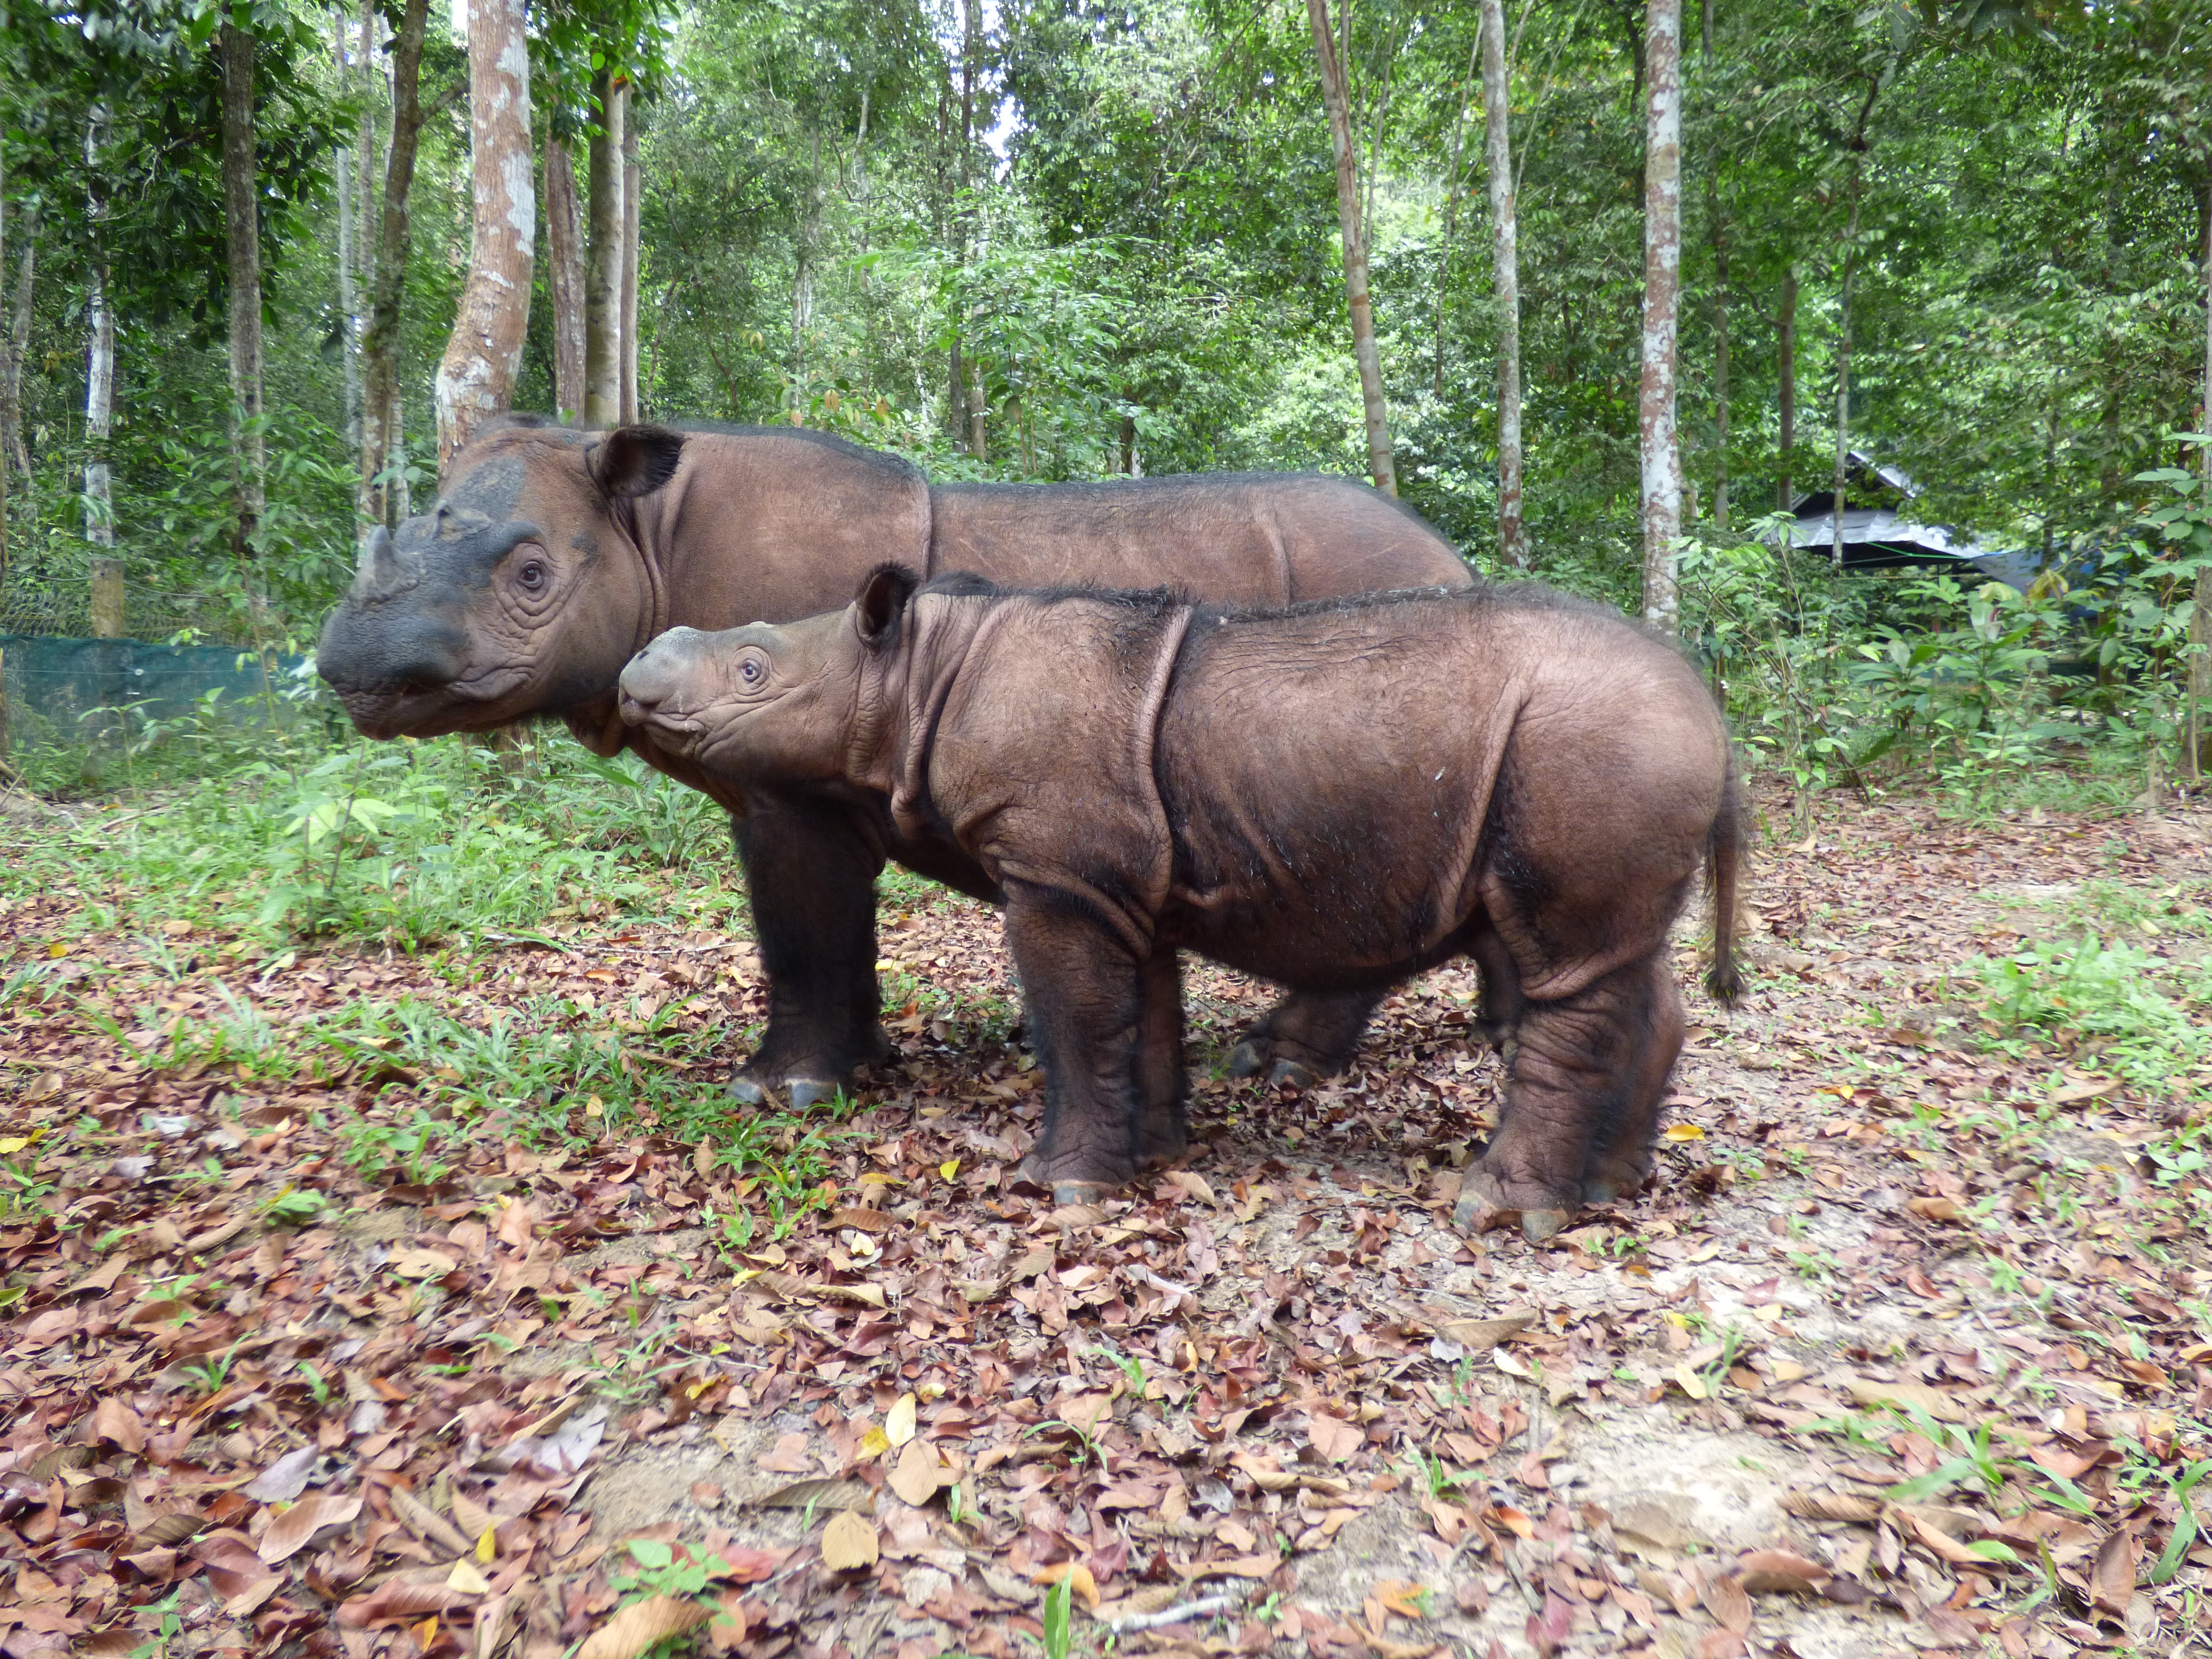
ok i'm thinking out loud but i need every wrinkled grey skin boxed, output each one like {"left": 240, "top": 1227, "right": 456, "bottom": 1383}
{"left": 316, "top": 419, "right": 1474, "bottom": 1109}
{"left": 619, "top": 568, "right": 1746, "bottom": 1242}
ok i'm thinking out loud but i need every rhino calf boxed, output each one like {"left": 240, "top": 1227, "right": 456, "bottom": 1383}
{"left": 618, "top": 566, "right": 1743, "bottom": 1239}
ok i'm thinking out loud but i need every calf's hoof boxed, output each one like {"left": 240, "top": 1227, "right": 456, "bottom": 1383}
{"left": 786, "top": 1077, "right": 840, "bottom": 1111}
{"left": 1269, "top": 1059, "right": 1318, "bottom": 1090}
{"left": 1451, "top": 1170, "right": 1574, "bottom": 1244}
{"left": 724, "top": 1072, "right": 843, "bottom": 1110}
{"left": 1226, "top": 1040, "right": 1267, "bottom": 1079}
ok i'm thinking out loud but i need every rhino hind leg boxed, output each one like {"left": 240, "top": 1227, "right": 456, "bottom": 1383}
{"left": 1225, "top": 987, "right": 1383, "bottom": 1089}
{"left": 1133, "top": 948, "right": 1190, "bottom": 1170}
{"left": 1002, "top": 884, "right": 1151, "bottom": 1197}
{"left": 1453, "top": 953, "right": 1663, "bottom": 1242}
{"left": 728, "top": 793, "right": 890, "bottom": 1106}
{"left": 1580, "top": 953, "right": 1685, "bottom": 1205}
{"left": 1465, "top": 917, "right": 1527, "bottom": 1049}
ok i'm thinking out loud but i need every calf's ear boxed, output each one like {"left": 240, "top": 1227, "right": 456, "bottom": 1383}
{"left": 854, "top": 564, "right": 923, "bottom": 650}
{"left": 591, "top": 426, "right": 686, "bottom": 500}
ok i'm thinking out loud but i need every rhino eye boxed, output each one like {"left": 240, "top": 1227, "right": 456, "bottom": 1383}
{"left": 738, "top": 652, "right": 768, "bottom": 687}
{"left": 517, "top": 558, "right": 548, "bottom": 592}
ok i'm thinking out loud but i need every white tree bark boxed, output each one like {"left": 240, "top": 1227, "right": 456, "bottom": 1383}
{"left": 584, "top": 72, "right": 625, "bottom": 428}
{"left": 434, "top": 0, "right": 536, "bottom": 481}
{"left": 621, "top": 118, "right": 640, "bottom": 424}
{"left": 1638, "top": 0, "right": 1684, "bottom": 633}
{"left": 1479, "top": 0, "right": 1527, "bottom": 568}
{"left": 84, "top": 110, "right": 116, "bottom": 575}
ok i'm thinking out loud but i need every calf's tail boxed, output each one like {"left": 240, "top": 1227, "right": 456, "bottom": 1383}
{"left": 1704, "top": 755, "right": 1747, "bottom": 1005}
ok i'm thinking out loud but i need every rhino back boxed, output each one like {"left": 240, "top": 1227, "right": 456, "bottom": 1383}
{"left": 645, "top": 429, "right": 933, "bottom": 626}
{"left": 927, "top": 474, "right": 1466, "bottom": 601}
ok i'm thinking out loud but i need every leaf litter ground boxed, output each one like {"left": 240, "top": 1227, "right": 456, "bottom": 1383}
{"left": 3, "top": 787, "right": 2211, "bottom": 1659}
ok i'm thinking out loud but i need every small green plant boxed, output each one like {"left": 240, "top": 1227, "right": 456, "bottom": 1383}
{"left": 127, "top": 1588, "right": 187, "bottom": 1659}
{"left": 259, "top": 1187, "right": 328, "bottom": 1226}
{"left": 1039, "top": 1575, "right": 1073, "bottom": 1659}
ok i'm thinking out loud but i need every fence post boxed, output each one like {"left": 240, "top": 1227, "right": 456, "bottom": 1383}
{"left": 90, "top": 562, "right": 125, "bottom": 637}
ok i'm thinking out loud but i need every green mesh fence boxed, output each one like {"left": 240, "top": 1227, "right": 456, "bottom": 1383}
{"left": 0, "top": 633, "right": 317, "bottom": 747}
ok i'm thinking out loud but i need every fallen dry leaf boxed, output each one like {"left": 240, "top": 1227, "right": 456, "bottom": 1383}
{"left": 820, "top": 1510, "right": 880, "bottom": 1571}
{"left": 574, "top": 1595, "right": 712, "bottom": 1659}
{"left": 258, "top": 1492, "right": 363, "bottom": 1565}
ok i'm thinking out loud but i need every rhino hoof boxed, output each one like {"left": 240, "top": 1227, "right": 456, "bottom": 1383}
{"left": 861, "top": 1025, "right": 895, "bottom": 1065}
{"left": 786, "top": 1078, "right": 840, "bottom": 1112}
{"left": 1519, "top": 1207, "right": 1571, "bottom": 1243}
{"left": 726, "top": 1075, "right": 769, "bottom": 1106}
{"left": 1268, "top": 1058, "right": 1318, "bottom": 1091}
{"left": 1226, "top": 1041, "right": 1267, "bottom": 1079}
{"left": 1051, "top": 1181, "right": 1116, "bottom": 1210}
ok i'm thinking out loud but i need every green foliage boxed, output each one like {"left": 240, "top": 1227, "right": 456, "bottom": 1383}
{"left": 1972, "top": 936, "right": 2211, "bottom": 1091}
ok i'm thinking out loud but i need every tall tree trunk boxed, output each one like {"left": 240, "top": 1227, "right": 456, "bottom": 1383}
{"left": 360, "top": 0, "right": 429, "bottom": 527}
{"left": 545, "top": 135, "right": 586, "bottom": 422}
{"left": 2, "top": 223, "right": 33, "bottom": 483}
{"left": 435, "top": 0, "right": 536, "bottom": 481}
{"left": 390, "top": 388, "right": 411, "bottom": 518}
{"left": 1776, "top": 264, "right": 1796, "bottom": 510}
{"left": 1434, "top": 31, "right": 1479, "bottom": 399}
{"left": 950, "top": 0, "right": 979, "bottom": 451}
{"left": 621, "top": 118, "right": 640, "bottom": 424}
{"left": 1479, "top": 0, "right": 1527, "bottom": 566}
{"left": 219, "top": 20, "right": 265, "bottom": 563}
{"left": 584, "top": 71, "right": 625, "bottom": 429}
{"left": 0, "top": 150, "right": 10, "bottom": 580}
{"left": 1709, "top": 186, "right": 1730, "bottom": 533}
{"left": 334, "top": 10, "right": 361, "bottom": 448}
{"left": 1638, "top": 0, "right": 1684, "bottom": 632}
{"left": 2186, "top": 185, "right": 2211, "bottom": 784}
{"left": 85, "top": 109, "right": 120, "bottom": 636}
{"left": 1831, "top": 173, "right": 1862, "bottom": 568}
{"left": 1307, "top": 0, "right": 1395, "bottom": 495}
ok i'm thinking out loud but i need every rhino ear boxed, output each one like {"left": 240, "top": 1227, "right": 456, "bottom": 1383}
{"left": 854, "top": 564, "right": 923, "bottom": 651}
{"left": 591, "top": 426, "right": 685, "bottom": 500}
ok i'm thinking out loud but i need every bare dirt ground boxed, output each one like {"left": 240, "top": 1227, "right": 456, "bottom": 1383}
{"left": 3, "top": 788, "right": 2211, "bottom": 1659}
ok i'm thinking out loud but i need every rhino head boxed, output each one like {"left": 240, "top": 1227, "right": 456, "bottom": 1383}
{"left": 316, "top": 419, "right": 686, "bottom": 746}
{"left": 616, "top": 564, "right": 926, "bottom": 784}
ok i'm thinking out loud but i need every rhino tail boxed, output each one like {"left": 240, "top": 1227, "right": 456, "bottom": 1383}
{"left": 1703, "top": 755, "right": 1747, "bottom": 1006}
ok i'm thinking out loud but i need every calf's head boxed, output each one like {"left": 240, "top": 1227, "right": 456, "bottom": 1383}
{"left": 616, "top": 564, "right": 923, "bottom": 783}
{"left": 316, "top": 421, "right": 685, "bottom": 744}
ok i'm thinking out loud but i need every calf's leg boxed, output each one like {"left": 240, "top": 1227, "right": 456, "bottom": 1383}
{"left": 1134, "top": 948, "right": 1189, "bottom": 1169}
{"left": 1579, "top": 953, "right": 1684, "bottom": 1204}
{"left": 1465, "top": 917, "right": 1526, "bottom": 1049}
{"left": 1226, "top": 987, "right": 1383, "bottom": 1087}
{"left": 728, "top": 792, "right": 891, "bottom": 1109}
{"left": 1452, "top": 951, "right": 1667, "bottom": 1242}
{"left": 1002, "top": 882, "right": 1149, "bottom": 1202}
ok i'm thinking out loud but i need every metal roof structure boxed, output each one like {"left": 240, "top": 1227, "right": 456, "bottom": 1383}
{"left": 1774, "top": 451, "right": 2038, "bottom": 586}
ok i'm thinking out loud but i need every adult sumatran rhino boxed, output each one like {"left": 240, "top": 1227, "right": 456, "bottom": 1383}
{"left": 615, "top": 567, "right": 1746, "bottom": 1240}
{"left": 314, "top": 419, "right": 1470, "bottom": 1106}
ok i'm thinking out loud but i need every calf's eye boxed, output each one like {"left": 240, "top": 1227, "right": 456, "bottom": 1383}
{"left": 739, "top": 654, "right": 767, "bottom": 686}
{"left": 517, "top": 559, "right": 548, "bottom": 591}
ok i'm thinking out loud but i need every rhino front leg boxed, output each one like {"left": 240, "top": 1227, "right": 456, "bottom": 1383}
{"left": 1134, "top": 947, "right": 1190, "bottom": 1170}
{"left": 1580, "top": 953, "right": 1685, "bottom": 1205}
{"left": 1226, "top": 987, "right": 1382, "bottom": 1088}
{"left": 728, "top": 791, "right": 891, "bottom": 1110}
{"left": 1002, "top": 883, "right": 1150, "bottom": 1203}
{"left": 1454, "top": 953, "right": 1664, "bottom": 1243}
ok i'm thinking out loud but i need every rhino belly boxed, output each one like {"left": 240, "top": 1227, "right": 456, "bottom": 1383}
{"left": 1159, "top": 757, "right": 1492, "bottom": 988}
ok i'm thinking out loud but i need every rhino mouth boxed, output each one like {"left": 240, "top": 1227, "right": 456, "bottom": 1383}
{"left": 617, "top": 692, "right": 707, "bottom": 753}
{"left": 337, "top": 666, "right": 535, "bottom": 740}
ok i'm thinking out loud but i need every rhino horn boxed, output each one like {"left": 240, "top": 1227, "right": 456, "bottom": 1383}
{"left": 352, "top": 526, "right": 421, "bottom": 600}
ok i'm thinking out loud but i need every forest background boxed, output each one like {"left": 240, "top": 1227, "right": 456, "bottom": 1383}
{"left": 0, "top": 0, "right": 2210, "bottom": 811}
